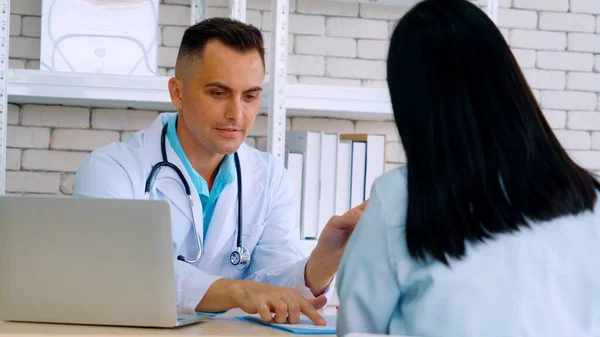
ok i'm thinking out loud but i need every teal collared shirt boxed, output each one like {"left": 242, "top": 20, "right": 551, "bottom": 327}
{"left": 165, "top": 114, "right": 235, "bottom": 240}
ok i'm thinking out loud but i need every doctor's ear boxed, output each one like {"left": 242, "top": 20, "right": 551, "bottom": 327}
{"left": 168, "top": 77, "right": 184, "bottom": 110}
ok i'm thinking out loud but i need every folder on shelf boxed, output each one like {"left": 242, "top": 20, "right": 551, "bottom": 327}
{"left": 318, "top": 132, "right": 339, "bottom": 235}
{"left": 335, "top": 139, "right": 352, "bottom": 215}
{"left": 236, "top": 314, "right": 337, "bottom": 335}
{"left": 285, "top": 131, "right": 322, "bottom": 239}
{"left": 340, "top": 134, "right": 386, "bottom": 207}
{"left": 285, "top": 151, "right": 304, "bottom": 235}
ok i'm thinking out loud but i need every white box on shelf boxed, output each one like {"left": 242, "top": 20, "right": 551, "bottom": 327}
{"left": 40, "top": 0, "right": 160, "bottom": 76}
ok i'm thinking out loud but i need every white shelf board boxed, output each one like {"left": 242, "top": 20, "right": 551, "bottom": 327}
{"left": 8, "top": 69, "right": 177, "bottom": 111}
{"left": 7, "top": 69, "right": 393, "bottom": 120}
{"left": 286, "top": 84, "right": 392, "bottom": 121}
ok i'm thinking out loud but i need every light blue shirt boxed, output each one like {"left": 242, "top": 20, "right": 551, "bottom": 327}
{"left": 336, "top": 165, "right": 600, "bottom": 337}
{"left": 165, "top": 114, "right": 235, "bottom": 240}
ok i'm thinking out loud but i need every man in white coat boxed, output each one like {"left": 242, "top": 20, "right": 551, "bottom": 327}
{"left": 73, "top": 17, "right": 366, "bottom": 325}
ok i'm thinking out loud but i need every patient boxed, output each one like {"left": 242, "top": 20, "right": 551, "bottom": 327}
{"left": 335, "top": 1, "right": 600, "bottom": 336}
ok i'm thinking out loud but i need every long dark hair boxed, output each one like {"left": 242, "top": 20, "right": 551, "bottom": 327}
{"left": 387, "top": 0, "right": 600, "bottom": 265}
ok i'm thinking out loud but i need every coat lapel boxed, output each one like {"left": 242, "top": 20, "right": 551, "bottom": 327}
{"left": 202, "top": 144, "right": 265, "bottom": 263}
{"left": 142, "top": 113, "right": 205, "bottom": 249}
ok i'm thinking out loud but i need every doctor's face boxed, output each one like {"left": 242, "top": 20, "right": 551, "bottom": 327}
{"left": 169, "top": 39, "right": 265, "bottom": 155}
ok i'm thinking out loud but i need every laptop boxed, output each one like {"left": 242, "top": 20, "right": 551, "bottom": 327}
{"left": 0, "top": 195, "right": 212, "bottom": 328}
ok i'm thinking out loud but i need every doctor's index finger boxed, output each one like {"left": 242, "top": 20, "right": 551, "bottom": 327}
{"left": 299, "top": 298, "right": 326, "bottom": 326}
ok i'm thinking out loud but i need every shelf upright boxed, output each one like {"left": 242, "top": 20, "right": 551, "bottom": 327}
{"left": 191, "top": 0, "right": 207, "bottom": 24}
{"left": 0, "top": 0, "right": 10, "bottom": 196}
{"left": 266, "top": 0, "right": 289, "bottom": 162}
{"left": 230, "top": 0, "right": 246, "bottom": 22}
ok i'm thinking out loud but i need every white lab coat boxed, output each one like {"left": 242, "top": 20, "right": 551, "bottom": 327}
{"left": 73, "top": 113, "right": 332, "bottom": 314}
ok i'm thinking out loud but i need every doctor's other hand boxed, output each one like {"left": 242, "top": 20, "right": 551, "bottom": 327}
{"left": 305, "top": 200, "right": 368, "bottom": 294}
{"left": 216, "top": 279, "right": 327, "bottom": 325}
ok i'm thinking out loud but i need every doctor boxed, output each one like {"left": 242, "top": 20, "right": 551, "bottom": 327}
{"left": 73, "top": 17, "right": 366, "bottom": 325}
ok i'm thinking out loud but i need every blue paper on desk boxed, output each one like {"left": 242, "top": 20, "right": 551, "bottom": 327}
{"left": 236, "top": 314, "right": 337, "bottom": 335}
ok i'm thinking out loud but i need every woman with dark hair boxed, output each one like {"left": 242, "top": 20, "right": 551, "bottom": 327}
{"left": 335, "top": 0, "right": 600, "bottom": 336}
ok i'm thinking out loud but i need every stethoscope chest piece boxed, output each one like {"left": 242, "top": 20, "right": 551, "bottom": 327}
{"left": 230, "top": 247, "right": 250, "bottom": 270}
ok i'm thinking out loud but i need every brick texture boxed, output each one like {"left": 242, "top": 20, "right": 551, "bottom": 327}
{"left": 513, "top": 0, "right": 568, "bottom": 11}
{"left": 570, "top": 0, "right": 600, "bottom": 14}
{"left": 7, "top": 126, "right": 50, "bottom": 149}
{"left": 326, "top": 18, "right": 388, "bottom": 40}
{"left": 542, "top": 91, "right": 597, "bottom": 110}
{"left": 7, "top": 104, "right": 19, "bottom": 125}
{"left": 539, "top": 12, "right": 596, "bottom": 32}
{"left": 537, "top": 51, "right": 594, "bottom": 71}
{"left": 21, "top": 150, "right": 89, "bottom": 172}
{"left": 522, "top": 69, "right": 566, "bottom": 90}
{"left": 568, "top": 111, "right": 600, "bottom": 131}
{"left": 21, "top": 105, "right": 90, "bottom": 128}
{"left": 498, "top": 8, "right": 538, "bottom": 29}
{"left": 510, "top": 30, "right": 567, "bottom": 51}
{"left": 51, "top": 129, "right": 120, "bottom": 151}
{"left": 6, "top": 0, "right": 600, "bottom": 192}
{"left": 91, "top": 109, "right": 158, "bottom": 130}
{"left": 295, "top": 36, "right": 356, "bottom": 58}
{"left": 326, "top": 58, "right": 386, "bottom": 80}
{"left": 6, "top": 171, "right": 61, "bottom": 194}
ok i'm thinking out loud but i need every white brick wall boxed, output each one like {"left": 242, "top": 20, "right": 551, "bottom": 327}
{"left": 498, "top": 9, "right": 538, "bottom": 29}
{"left": 359, "top": 4, "right": 409, "bottom": 20}
{"left": 537, "top": 51, "right": 594, "bottom": 71}
{"left": 326, "top": 18, "right": 388, "bottom": 39}
{"left": 5, "top": 0, "right": 600, "bottom": 194}
{"left": 567, "top": 72, "right": 600, "bottom": 92}
{"left": 326, "top": 58, "right": 386, "bottom": 80}
{"left": 567, "top": 111, "right": 600, "bottom": 130}
{"left": 553, "top": 130, "right": 592, "bottom": 149}
{"left": 523, "top": 69, "right": 566, "bottom": 90}
{"left": 295, "top": 36, "right": 356, "bottom": 57}
{"left": 21, "top": 105, "right": 90, "bottom": 128}
{"left": 513, "top": 0, "right": 568, "bottom": 12}
{"left": 570, "top": 0, "right": 600, "bottom": 14}
{"left": 539, "top": 12, "right": 596, "bottom": 33}
{"left": 568, "top": 33, "right": 600, "bottom": 53}
{"left": 510, "top": 30, "right": 567, "bottom": 50}
{"left": 542, "top": 91, "right": 597, "bottom": 110}
{"left": 543, "top": 110, "right": 567, "bottom": 129}
{"left": 512, "top": 48, "right": 536, "bottom": 68}
{"left": 357, "top": 40, "right": 389, "bottom": 60}
{"left": 51, "top": 129, "right": 120, "bottom": 151}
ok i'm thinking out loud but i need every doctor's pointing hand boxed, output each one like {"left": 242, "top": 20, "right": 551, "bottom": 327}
{"left": 73, "top": 17, "right": 368, "bottom": 325}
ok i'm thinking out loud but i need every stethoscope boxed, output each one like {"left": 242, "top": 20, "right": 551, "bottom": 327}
{"left": 143, "top": 119, "right": 250, "bottom": 270}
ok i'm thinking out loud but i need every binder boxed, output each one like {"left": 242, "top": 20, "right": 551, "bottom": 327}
{"left": 335, "top": 139, "right": 352, "bottom": 215}
{"left": 318, "top": 132, "right": 339, "bottom": 235}
{"left": 285, "top": 152, "right": 304, "bottom": 234}
{"left": 285, "top": 131, "right": 322, "bottom": 239}
{"left": 340, "top": 134, "right": 386, "bottom": 206}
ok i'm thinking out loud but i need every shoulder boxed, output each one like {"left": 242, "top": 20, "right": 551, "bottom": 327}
{"left": 369, "top": 165, "right": 409, "bottom": 228}
{"left": 79, "top": 132, "right": 146, "bottom": 174}
{"left": 74, "top": 131, "right": 148, "bottom": 198}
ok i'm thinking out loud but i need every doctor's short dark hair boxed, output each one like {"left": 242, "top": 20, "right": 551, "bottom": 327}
{"left": 175, "top": 17, "right": 265, "bottom": 72}
{"left": 387, "top": 0, "right": 600, "bottom": 265}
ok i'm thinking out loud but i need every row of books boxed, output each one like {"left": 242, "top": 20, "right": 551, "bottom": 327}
{"left": 284, "top": 131, "right": 386, "bottom": 240}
